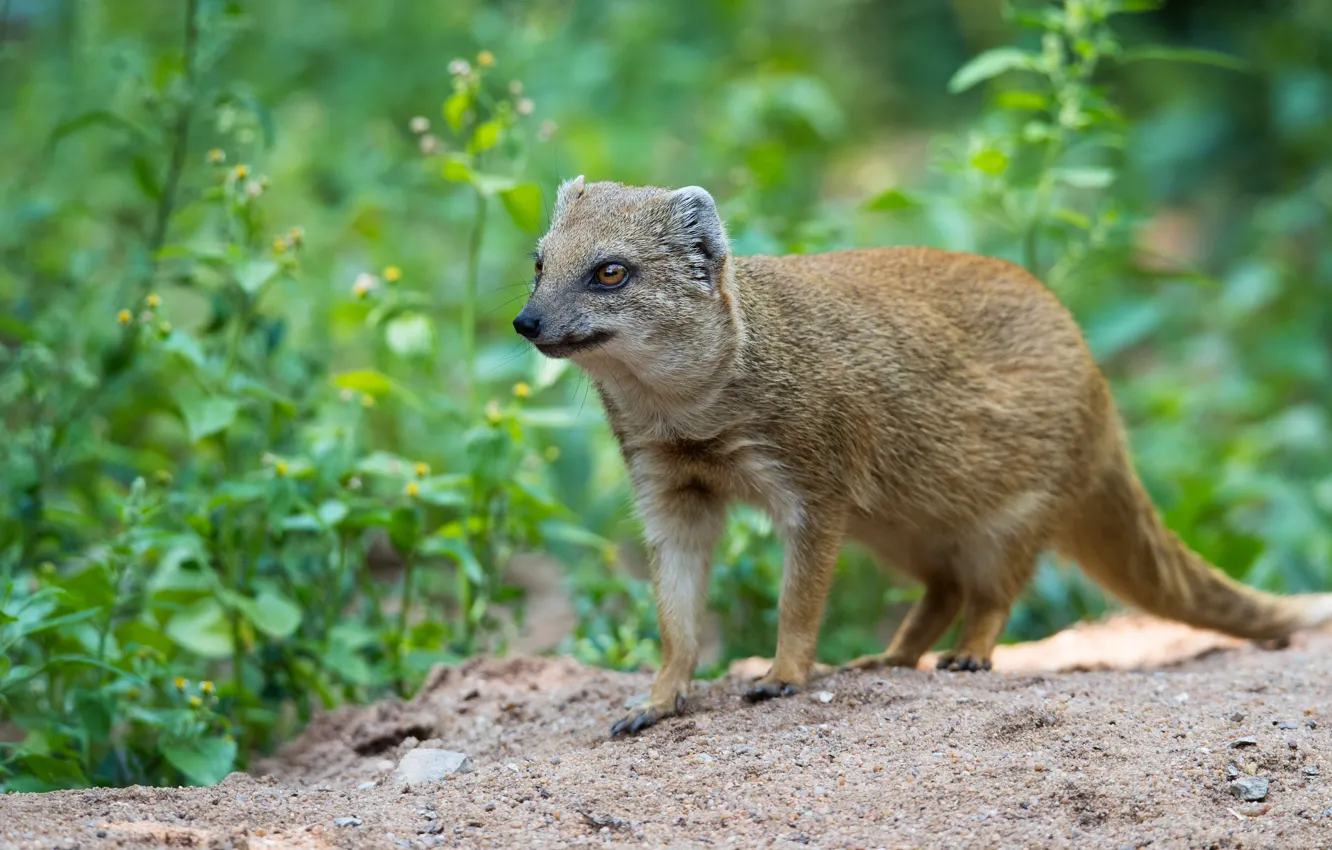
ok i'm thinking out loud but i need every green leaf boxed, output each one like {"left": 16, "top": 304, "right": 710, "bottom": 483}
{"left": 947, "top": 48, "right": 1035, "bottom": 93}
{"left": 441, "top": 156, "right": 474, "bottom": 184}
{"left": 499, "top": 183, "right": 544, "bottom": 233}
{"left": 165, "top": 599, "right": 234, "bottom": 658}
{"left": 516, "top": 407, "right": 582, "bottom": 427}
{"left": 173, "top": 386, "right": 240, "bottom": 444}
{"left": 233, "top": 588, "right": 302, "bottom": 639}
{"left": 420, "top": 535, "right": 484, "bottom": 583}
{"left": 538, "top": 519, "right": 611, "bottom": 549}
{"left": 534, "top": 355, "right": 569, "bottom": 390}
{"left": 862, "top": 188, "right": 917, "bottom": 212}
{"left": 389, "top": 506, "right": 420, "bottom": 555}
{"left": 1116, "top": 47, "right": 1247, "bottom": 71}
{"left": 318, "top": 500, "right": 350, "bottom": 527}
{"left": 332, "top": 368, "right": 393, "bottom": 397}
{"left": 384, "top": 312, "right": 435, "bottom": 358}
{"left": 162, "top": 331, "right": 207, "bottom": 370}
{"left": 970, "top": 149, "right": 1010, "bottom": 175}
{"left": 131, "top": 154, "right": 162, "bottom": 199}
{"left": 995, "top": 90, "right": 1048, "bottom": 111}
{"left": 46, "top": 109, "right": 153, "bottom": 152}
{"left": 11, "top": 754, "right": 87, "bottom": 791}
{"left": 472, "top": 120, "right": 501, "bottom": 152}
{"left": 1050, "top": 208, "right": 1092, "bottom": 230}
{"left": 443, "top": 91, "right": 471, "bottom": 133}
{"left": 236, "top": 259, "right": 280, "bottom": 295}
{"left": 162, "top": 736, "right": 237, "bottom": 786}
{"left": 1052, "top": 167, "right": 1115, "bottom": 189}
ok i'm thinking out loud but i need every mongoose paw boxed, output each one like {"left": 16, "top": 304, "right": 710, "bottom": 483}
{"left": 744, "top": 677, "right": 800, "bottom": 702}
{"left": 841, "top": 652, "right": 920, "bottom": 672}
{"left": 936, "top": 654, "right": 992, "bottom": 673}
{"left": 609, "top": 695, "right": 684, "bottom": 738}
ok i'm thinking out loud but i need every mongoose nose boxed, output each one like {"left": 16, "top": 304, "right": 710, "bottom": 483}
{"left": 513, "top": 312, "right": 541, "bottom": 339}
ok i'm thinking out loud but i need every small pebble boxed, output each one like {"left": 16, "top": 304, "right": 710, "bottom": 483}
{"left": 1227, "top": 737, "right": 1258, "bottom": 749}
{"left": 357, "top": 781, "right": 376, "bottom": 790}
{"left": 814, "top": 691, "right": 834, "bottom": 704}
{"left": 333, "top": 817, "right": 362, "bottom": 828}
{"left": 1227, "top": 776, "right": 1269, "bottom": 802}
{"left": 1288, "top": 739, "right": 1299, "bottom": 750}
{"left": 550, "top": 756, "right": 561, "bottom": 765}
{"left": 1303, "top": 766, "right": 1320, "bottom": 777}
{"left": 1229, "top": 711, "right": 1246, "bottom": 723}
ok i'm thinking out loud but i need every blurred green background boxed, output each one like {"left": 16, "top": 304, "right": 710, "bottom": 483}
{"left": 2, "top": 0, "right": 1330, "bottom": 790}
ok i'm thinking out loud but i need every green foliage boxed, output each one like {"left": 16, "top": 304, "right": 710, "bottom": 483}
{"left": 3, "top": 0, "right": 1331, "bottom": 792}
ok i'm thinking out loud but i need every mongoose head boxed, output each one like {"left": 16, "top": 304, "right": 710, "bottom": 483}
{"left": 513, "top": 177, "right": 735, "bottom": 389}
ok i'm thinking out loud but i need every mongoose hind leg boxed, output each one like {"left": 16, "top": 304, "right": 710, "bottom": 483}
{"left": 843, "top": 576, "right": 962, "bottom": 671}
{"left": 745, "top": 516, "right": 845, "bottom": 703}
{"left": 936, "top": 540, "right": 1040, "bottom": 673}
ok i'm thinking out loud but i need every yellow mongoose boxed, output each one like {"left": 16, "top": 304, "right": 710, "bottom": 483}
{"left": 513, "top": 177, "right": 1332, "bottom": 737}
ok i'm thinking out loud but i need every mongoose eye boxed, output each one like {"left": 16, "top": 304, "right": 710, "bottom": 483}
{"left": 533, "top": 259, "right": 543, "bottom": 276}
{"left": 594, "top": 263, "right": 628, "bottom": 288}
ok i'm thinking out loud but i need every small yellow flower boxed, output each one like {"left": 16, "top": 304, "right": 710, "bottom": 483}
{"left": 233, "top": 164, "right": 249, "bottom": 180}
{"left": 117, "top": 309, "right": 132, "bottom": 325}
{"left": 273, "top": 237, "right": 288, "bottom": 254}
{"left": 477, "top": 50, "right": 495, "bottom": 67}
{"left": 207, "top": 148, "right": 225, "bottom": 164}
{"left": 361, "top": 394, "right": 376, "bottom": 409}
{"left": 414, "top": 462, "right": 430, "bottom": 478}
{"left": 189, "top": 695, "right": 203, "bottom": 708}
{"left": 512, "top": 382, "right": 531, "bottom": 400}
{"left": 288, "top": 226, "right": 305, "bottom": 245}
{"left": 201, "top": 680, "right": 215, "bottom": 694}
{"left": 485, "top": 399, "right": 502, "bottom": 425}
{"left": 173, "top": 677, "right": 188, "bottom": 690}
{"left": 274, "top": 460, "right": 289, "bottom": 477}
{"left": 382, "top": 265, "right": 402, "bottom": 283}
{"left": 146, "top": 293, "right": 162, "bottom": 308}
{"left": 404, "top": 481, "right": 420, "bottom": 498}
{"left": 352, "top": 272, "right": 377, "bottom": 299}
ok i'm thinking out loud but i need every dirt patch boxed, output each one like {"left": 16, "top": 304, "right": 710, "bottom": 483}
{"left": 4, "top": 616, "right": 1331, "bottom": 848}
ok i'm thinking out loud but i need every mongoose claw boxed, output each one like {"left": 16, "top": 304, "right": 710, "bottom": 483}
{"left": 608, "top": 695, "right": 684, "bottom": 738}
{"left": 936, "top": 654, "right": 992, "bottom": 673}
{"left": 744, "top": 678, "right": 799, "bottom": 702}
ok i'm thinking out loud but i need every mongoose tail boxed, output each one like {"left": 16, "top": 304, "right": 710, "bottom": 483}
{"left": 1058, "top": 437, "right": 1332, "bottom": 641}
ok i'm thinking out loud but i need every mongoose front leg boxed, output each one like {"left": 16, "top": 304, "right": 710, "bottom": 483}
{"left": 746, "top": 516, "right": 844, "bottom": 702}
{"left": 844, "top": 576, "right": 962, "bottom": 671}
{"left": 609, "top": 487, "right": 725, "bottom": 737}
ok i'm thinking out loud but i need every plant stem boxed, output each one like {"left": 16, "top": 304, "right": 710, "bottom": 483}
{"left": 144, "top": 0, "right": 201, "bottom": 281}
{"left": 394, "top": 547, "right": 416, "bottom": 695}
{"left": 461, "top": 190, "right": 488, "bottom": 399}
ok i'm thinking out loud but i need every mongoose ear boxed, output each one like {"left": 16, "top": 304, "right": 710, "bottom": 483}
{"left": 666, "top": 185, "right": 729, "bottom": 289}
{"left": 551, "top": 174, "right": 586, "bottom": 224}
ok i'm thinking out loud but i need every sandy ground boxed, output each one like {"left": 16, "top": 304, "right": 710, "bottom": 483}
{"left": 3, "top": 616, "right": 1331, "bottom": 849}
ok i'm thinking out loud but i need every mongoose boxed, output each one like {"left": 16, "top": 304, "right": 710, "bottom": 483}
{"left": 512, "top": 177, "right": 1332, "bottom": 737}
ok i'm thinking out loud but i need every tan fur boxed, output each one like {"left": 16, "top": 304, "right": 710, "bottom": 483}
{"left": 514, "top": 179, "right": 1332, "bottom": 736}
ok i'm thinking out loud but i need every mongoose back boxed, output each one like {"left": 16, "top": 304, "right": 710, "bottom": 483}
{"left": 512, "top": 177, "right": 1332, "bottom": 737}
